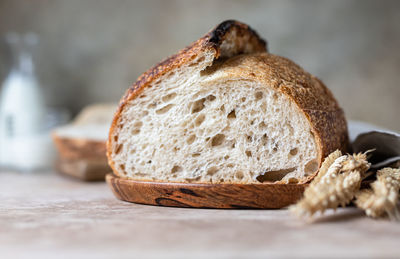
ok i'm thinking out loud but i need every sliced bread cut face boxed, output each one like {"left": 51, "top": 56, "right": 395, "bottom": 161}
{"left": 107, "top": 20, "right": 348, "bottom": 184}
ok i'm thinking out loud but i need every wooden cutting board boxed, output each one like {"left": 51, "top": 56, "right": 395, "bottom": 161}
{"left": 106, "top": 174, "right": 307, "bottom": 209}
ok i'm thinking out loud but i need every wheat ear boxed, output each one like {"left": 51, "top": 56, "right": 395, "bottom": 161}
{"left": 313, "top": 150, "right": 343, "bottom": 182}
{"left": 355, "top": 167, "right": 400, "bottom": 220}
{"left": 291, "top": 150, "right": 370, "bottom": 218}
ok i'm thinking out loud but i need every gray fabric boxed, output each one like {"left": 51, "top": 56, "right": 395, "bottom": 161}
{"left": 349, "top": 120, "right": 400, "bottom": 169}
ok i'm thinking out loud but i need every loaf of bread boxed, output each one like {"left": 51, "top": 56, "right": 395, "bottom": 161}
{"left": 53, "top": 104, "right": 116, "bottom": 181}
{"left": 107, "top": 20, "right": 348, "bottom": 184}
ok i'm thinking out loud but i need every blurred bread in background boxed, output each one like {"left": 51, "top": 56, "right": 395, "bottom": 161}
{"left": 52, "top": 103, "right": 116, "bottom": 181}
{"left": 74, "top": 104, "right": 116, "bottom": 125}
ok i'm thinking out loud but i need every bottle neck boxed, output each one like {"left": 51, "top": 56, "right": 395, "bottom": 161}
{"left": 6, "top": 33, "right": 38, "bottom": 77}
{"left": 14, "top": 51, "right": 34, "bottom": 76}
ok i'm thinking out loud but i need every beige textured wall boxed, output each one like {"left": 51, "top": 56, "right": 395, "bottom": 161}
{"left": 0, "top": 0, "right": 399, "bottom": 131}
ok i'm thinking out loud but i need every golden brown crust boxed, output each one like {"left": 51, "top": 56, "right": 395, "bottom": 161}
{"left": 107, "top": 20, "right": 267, "bottom": 173}
{"left": 107, "top": 20, "right": 349, "bottom": 183}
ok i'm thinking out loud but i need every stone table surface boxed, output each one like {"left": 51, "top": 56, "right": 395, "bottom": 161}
{"left": 1, "top": 171, "right": 399, "bottom": 259}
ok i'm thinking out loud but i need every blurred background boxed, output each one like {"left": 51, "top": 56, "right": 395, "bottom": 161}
{"left": 0, "top": 0, "right": 399, "bottom": 131}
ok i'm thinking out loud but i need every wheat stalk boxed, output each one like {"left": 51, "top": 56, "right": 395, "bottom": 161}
{"left": 291, "top": 150, "right": 370, "bottom": 218}
{"left": 313, "top": 150, "right": 343, "bottom": 182}
{"left": 355, "top": 167, "right": 400, "bottom": 220}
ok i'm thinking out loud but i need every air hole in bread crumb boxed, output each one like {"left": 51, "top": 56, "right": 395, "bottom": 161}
{"left": 220, "top": 105, "right": 225, "bottom": 113}
{"left": 255, "top": 91, "right": 263, "bottom": 100}
{"left": 115, "top": 144, "right": 122, "bottom": 154}
{"left": 156, "top": 104, "right": 174, "bottom": 114}
{"left": 259, "top": 122, "right": 266, "bottom": 129}
{"left": 195, "top": 114, "right": 205, "bottom": 126}
{"left": 142, "top": 110, "right": 149, "bottom": 117}
{"left": 304, "top": 159, "right": 318, "bottom": 175}
{"left": 113, "top": 135, "right": 118, "bottom": 142}
{"left": 120, "top": 164, "right": 125, "bottom": 170}
{"left": 246, "top": 135, "right": 252, "bottom": 142}
{"left": 187, "top": 135, "right": 196, "bottom": 145}
{"left": 256, "top": 167, "right": 297, "bottom": 182}
{"left": 185, "top": 176, "right": 202, "bottom": 183}
{"left": 192, "top": 153, "right": 200, "bottom": 157}
{"left": 132, "top": 128, "right": 140, "bottom": 135}
{"left": 261, "top": 134, "right": 268, "bottom": 145}
{"left": 162, "top": 92, "right": 177, "bottom": 102}
{"left": 206, "top": 95, "right": 216, "bottom": 101}
{"left": 129, "top": 149, "right": 136, "bottom": 154}
{"left": 191, "top": 98, "right": 206, "bottom": 113}
{"left": 133, "top": 121, "right": 142, "bottom": 128}
{"left": 207, "top": 167, "right": 219, "bottom": 175}
{"left": 241, "top": 97, "right": 246, "bottom": 102}
{"left": 147, "top": 102, "right": 157, "bottom": 109}
{"left": 224, "top": 155, "right": 230, "bottom": 159}
{"left": 290, "top": 148, "right": 298, "bottom": 156}
{"left": 272, "top": 143, "right": 279, "bottom": 152}
{"left": 227, "top": 109, "right": 236, "bottom": 119}
{"left": 235, "top": 171, "right": 244, "bottom": 180}
{"left": 171, "top": 165, "right": 182, "bottom": 173}
{"left": 245, "top": 150, "right": 252, "bottom": 157}
{"left": 211, "top": 134, "right": 225, "bottom": 146}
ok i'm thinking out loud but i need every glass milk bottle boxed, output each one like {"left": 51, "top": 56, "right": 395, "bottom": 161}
{"left": 0, "top": 33, "right": 45, "bottom": 170}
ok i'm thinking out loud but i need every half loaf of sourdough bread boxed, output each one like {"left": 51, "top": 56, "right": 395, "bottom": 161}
{"left": 107, "top": 20, "right": 348, "bottom": 184}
